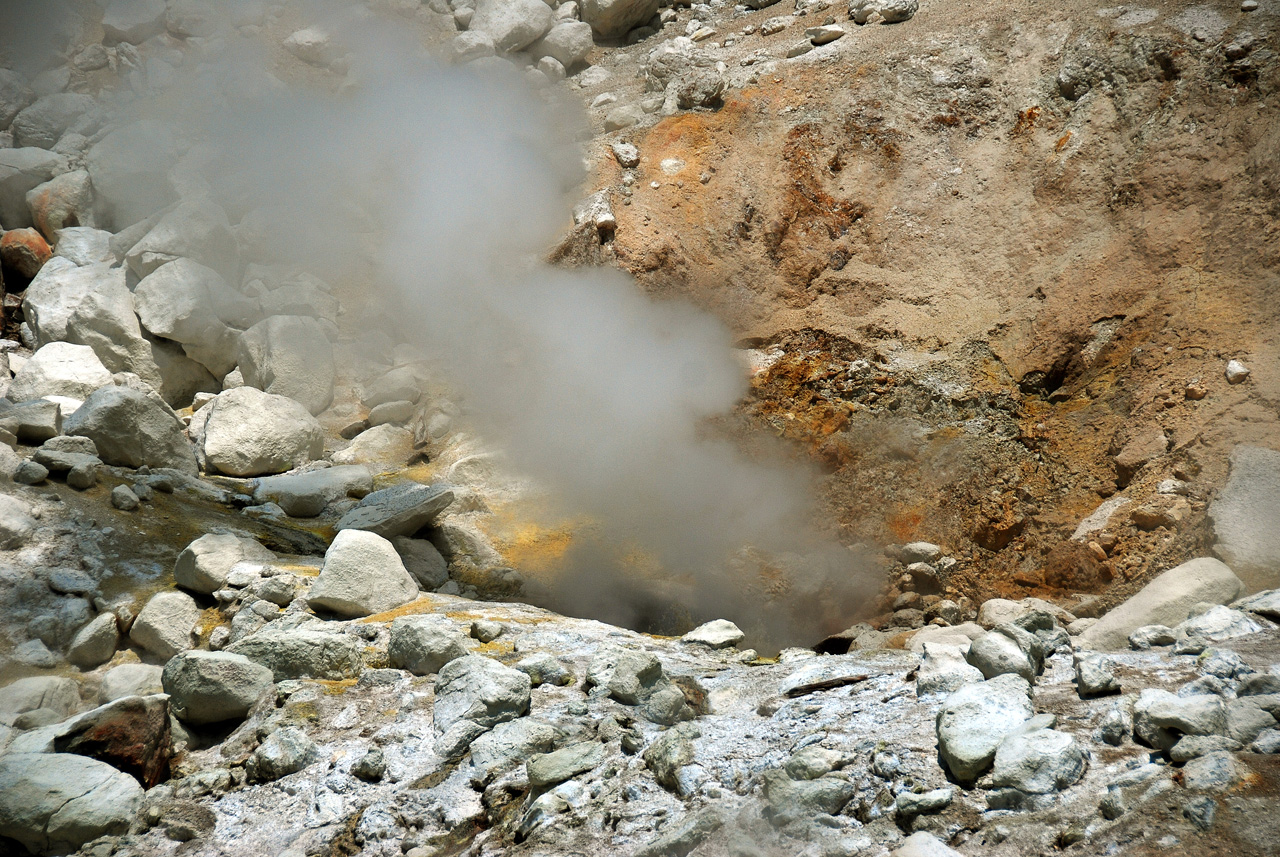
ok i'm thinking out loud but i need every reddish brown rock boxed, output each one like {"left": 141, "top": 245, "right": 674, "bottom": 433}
{"left": 27, "top": 170, "right": 94, "bottom": 240}
{"left": 54, "top": 694, "right": 173, "bottom": 788}
{"left": 0, "top": 227, "right": 52, "bottom": 279}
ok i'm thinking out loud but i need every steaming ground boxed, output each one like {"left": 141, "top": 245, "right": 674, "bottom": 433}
{"left": 99, "top": 22, "right": 879, "bottom": 649}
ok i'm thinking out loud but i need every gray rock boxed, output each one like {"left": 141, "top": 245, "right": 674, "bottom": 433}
{"left": 1210, "top": 446, "right": 1280, "bottom": 592}
{"left": 966, "top": 628, "right": 1036, "bottom": 682}
{"left": 1234, "top": 588, "right": 1280, "bottom": 622}
{"left": 190, "top": 386, "right": 324, "bottom": 477}
{"left": 84, "top": 121, "right": 179, "bottom": 228}
{"left": 360, "top": 366, "right": 422, "bottom": 409}
{"left": 254, "top": 466, "right": 373, "bottom": 518}
{"left": 102, "top": 0, "right": 167, "bottom": 44}
{"left": 1128, "top": 624, "right": 1176, "bottom": 649}
{"left": 133, "top": 259, "right": 253, "bottom": 378}
{"left": 527, "top": 741, "right": 605, "bottom": 788}
{"left": 579, "top": 0, "right": 660, "bottom": 39}
{"left": 1133, "top": 688, "right": 1226, "bottom": 751}
{"left": 67, "top": 613, "right": 119, "bottom": 670}
{"left": 388, "top": 615, "right": 469, "bottom": 675}
{"left": 367, "top": 399, "right": 414, "bottom": 427}
{"left": 99, "top": 664, "right": 163, "bottom": 703}
{"left": 761, "top": 768, "right": 857, "bottom": 823}
{"left": 1225, "top": 698, "right": 1277, "bottom": 744}
{"left": 26, "top": 169, "right": 94, "bottom": 237}
{"left": 1080, "top": 558, "right": 1244, "bottom": 651}
{"left": 896, "top": 788, "right": 954, "bottom": 817}
{"left": 110, "top": 484, "right": 140, "bottom": 511}
{"left": 0, "top": 147, "right": 61, "bottom": 228}
{"left": 7, "top": 341, "right": 111, "bottom": 403}
{"left": 529, "top": 21, "right": 595, "bottom": 69}
{"left": 468, "top": 718, "right": 556, "bottom": 785}
{"left": 0, "top": 677, "right": 81, "bottom": 727}
{"left": 935, "top": 673, "right": 1034, "bottom": 782}
{"left": 129, "top": 591, "right": 199, "bottom": 660}
{"left": 680, "top": 619, "right": 744, "bottom": 649}
{"left": 335, "top": 482, "right": 454, "bottom": 539}
{"left": 1074, "top": 651, "right": 1120, "bottom": 696}
{"left": 451, "top": 31, "right": 496, "bottom": 63}
{"left": 471, "top": 619, "right": 504, "bottom": 643}
{"left": 248, "top": 726, "right": 318, "bottom": 781}
{"left": 174, "top": 533, "right": 276, "bottom": 595}
{"left": 605, "top": 650, "right": 664, "bottom": 704}
{"left": 1175, "top": 605, "right": 1273, "bottom": 643}
{"left": 237, "top": 315, "right": 336, "bottom": 416}
{"left": 331, "top": 423, "right": 414, "bottom": 467}
{"left": 162, "top": 650, "right": 274, "bottom": 724}
{"left": 1251, "top": 729, "right": 1280, "bottom": 754}
{"left": 226, "top": 626, "right": 364, "bottom": 681}
{"left": 392, "top": 536, "right": 450, "bottom": 590}
{"left": 64, "top": 385, "right": 198, "bottom": 474}
{"left": 309, "top": 530, "right": 419, "bottom": 619}
{"left": 642, "top": 721, "right": 699, "bottom": 791}
{"left": 0, "top": 398, "right": 62, "bottom": 443}
{"left": 0, "top": 494, "right": 37, "bottom": 549}
{"left": 890, "top": 832, "right": 964, "bottom": 857}
{"left": 433, "top": 655, "right": 531, "bottom": 737}
{"left": 991, "top": 729, "right": 1086, "bottom": 794}
{"left": 351, "top": 747, "right": 385, "bottom": 781}
{"left": 917, "top": 642, "right": 983, "bottom": 696}
{"left": 1240, "top": 673, "right": 1280, "bottom": 696}
{"left": 125, "top": 198, "right": 239, "bottom": 281}
{"left": 632, "top": 808, "right": 723, "bottom": 857}
{"left": 516, "top": 652, "right": 574, "bottom": 687}
{"left": 1169, "top": 735, "right": 1243, "bottom": 763}
{"left": 1182, "top": 751, "right": 1242, "bottom": 792}
{"left": 12, "top": 93, "right": 99, "bottom": 149}
{"left": 471, "top": 0, "right": 554, "bottom": 52}
{"left": 0, "top": 68, "right": 35, "bottom": 130}
{"left": 0, "top": 753, "right": 143, "bottom": 856}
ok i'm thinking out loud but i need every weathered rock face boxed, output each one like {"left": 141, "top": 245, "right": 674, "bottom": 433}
{"left": 226, "top": 626, "right": 364, "bottom": 681}
{"left": 335, "top": 482, "right": 454, "bottom": 538}
{"left": 388, "top": 615, "right": 469, "bottom": 675}
{"left": 253, "top": 465, "right": 373, "bottom": 518}
{"left": 52, "top": 694, "right": 173, "bottom": 788}
{"left": 12, "top": 93, "right": 100, "bottom": 149}
{"left": 64, "top": 385, "right": 199, "bottom": 474}
{"left": 133, "top": 258, "right": 254, "bottom": 378}
{"left": 1080, "top": 558, "right": 1245, "bottom": 651}
{"left": 0, "top": 753, "right": 144, "bottom": 856}
{"left": 26, "top": 169, "right": 94, "bottom": 239}
{"left": 162, "top": 650, "right": 275, "bottom": 725}
{"left": 308, "top": 529, "right": 420, "bottom": 618}
{"left": 1210, "top": 445, "right": 1280, "bottom": 593}
{"left": 67, "top": 612, "right": 120, "bottom": 670}
{"left": 125, "top": 198, "right": 239, "bottom": 280}
{"left": 935, "top": 673, "right": 1034, "bottom": 782}
{"left": 190, "top": 386, "right": 324, "bottom": 477}
{"left": 0, "top": 676, "right": 81, "bottom": 727}
{"left": 0, "top": 148, "right": 61, "bottom": 229}
{"left": 237, "top": 315, "right": 335, "bottom": 416}
{"left": 990, "top": 728, "right": 1086, "bottom": 794}
{"left": 434, "top": 654, "right": 532, "bottom": 737}
{"left": 6, "top": 341, "right": 111, "bottom": 403}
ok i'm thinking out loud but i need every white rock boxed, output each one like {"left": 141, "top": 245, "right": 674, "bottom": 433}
{"left": 283, "top": 27, "right": 342, "bottom": 68}
{"left": 125, "top": 198, "right": 239, "bottom": 281}
{"left": 935, "top": 673, "right": 1034, "bottom": 782}
{"left": 133, "top": 259, "right": 255, "bottom": 378}
{"left": 0, "top": 753, "right": 143, "bottom": 856}
{"left": 11, "top": 93, "right": 99, "bottom": 150}
{"left": 190, "top": 386, "right": 324, "bottom": 477}
{"left": 6, "top": 341, "right": 111, "bottom": 403}
{"left": 130, "top": 591, "right": 200, "bottom": 660}
{"left": 680, "top": 619, "right": 744, "bottom": 649}
{"left": 162, "top": 650, "right": 275, "bottom": 724}
{"left": 331, "top": 423, "right": 414, "bottom": 467}
{"left": 916, "top": 642, "right": 983, "bottom": 696}
{"left": 99, "top": 664, "right": 163, "bottom": 703}
{"left": 389, "top": 615, "right": 470, "bottom": 675}
{"left": 991, "top": 729, "right": 1086, "bottom": 793}
{"left": 67, "top": 613, "right": 119, "bottom": 670}
{"left": 52, "top": 227, "right": 114, "bottom": 266}
{"left": 102, "top": 0, "right": 168, "bottom": 43}
{"left": 452, "top": 31, "right": 497, "bottom": 63}
{"left": 1080, "top": 558, "right": 1244, "bottom": 651}
{"left": 0, "top": 676, "right": 80, "bottom": 726}
{"left": 0, "top": 148, "right": 61, "bottom": 229}
{"left": 891, "top": 832, "right": 964, "bottom": 857}
{"left": 308, "top": 530, "right": 420, "bottom": 618}
{"left": 1225, "top": 359, "right": 1250, "bottom": 384}
{"left": 0, "top": 494, "right": 36, "bottom": 549}
{"left": 84, "top": 121, "right": 179, "bottom": 228}
{"left": 237, "top": 315, "right": 336, "bottom": 416}
{"left": 1210, "top": 445, "right": 1280, "bottom": 592}
{"left": 434, "top": 654, "right": 532, "bottom": 736}
{"left": 470, "top": 0, "right": 555, "bottom": 53}
{"left": 529, "top": 21, "right": 594, "bottom": 69}
{"left": 64, "top": 385, "right": 199, "bottom": 473}
{"left": 1174, "top": 605, "right": 1274, "bottom": 642}
{"left": 174, "top": 533, "right": 276, "bottom": 595}
{"left": 253, "top": 466, "right": 373, "bottom": 518}
{"left": 579, "top": 0, "right": 660, "bottom": 39}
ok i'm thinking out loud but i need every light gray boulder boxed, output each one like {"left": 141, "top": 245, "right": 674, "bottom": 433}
{"left": 1133, "top": 688, "right": 1226, "bottom": 751}
{"left": 1175, "top": 605, "right": 1274, "bottom": 643}
{"left": 890, "top": 832, "right": 964, "bottom": 857}
{"left": 527, "top": 741, "right": 605, "bottom": 788}
{"left": 392, "top": 536, "right": 450, "bottom": 590}
{"left": 190, "top": 386, "right": 324, "bottom": 477}
{"left": 579, "top": 0, "right": 660, "bottom": 39}
{"left": 248, "top": 726, "right": 318, "bottom": 781}
{"left": 1073, "top": 652, "right": 1120, "bottom": 697}
{"left": 468, "top": 718, "right": 556, "bottom": 785}
{"left": 125, "top": 198, "right": 239, "bottom": 281}
{"left": 0, "top": 398, "right": 62, "bottom": 443}
{"left": 308, "top": 529, "right": 419, "bottom": 618}
{"left": 162, "top": 650, "right": 274, "bottom": 724}
{"left": 133, "top": 259, "right": 255, "bottom": 378}
{"left": 99, "top": 664, "right": 163, "bottom": 703}
{"left": 67, "top": 613, "right": 119, "bottom": 670}
{"left": 64, "top": 385, "right": 198, "bottom": 474}
{"left": 22, "top": 259, "right": 161, "bottom": 386}
{"left": 226, "top": 625, "right": 364, "bottom": 680}
{"left": 1079, "top": 558, "right": 1244, "bottom": 651}
{"left": 935, "top": 673, "right": 1034, "bottom": 782}
{"left": 11, "top": 93, "right": 99, "bottom": 150}
{"left": 0, "top": 68, "right": 36, "bottom": 130}
{"left": 434, "top": 654, "right": 531, "bottom": 737}
{"left": 102, "top": 0, "right": 168, "bottom": 43}
{"left": 147, "top": 337, "right": 220, "bottom": 409}
{"left": 451, "top": 31, "right": 497, "bottom": 63}
{"left": 0, "top": 753, "right": 143, "bottom": 856}
{"left": 237, "top": 315, "right": 335, "bottom": 416}
{"left": 1128, "top": 624, "right": 1176, "bottom": 649}
{"left": 528, "top": 21, "right": 594, "bottom": 68}
{"left": 0, "top": 147, "right": 61, "bottom": 228}
{"left": 85, "top": 121, "right": 179, "bottom": 228}
{"left": 680, "top": 619, "right": 744, "bottom": 649}
{"left": 6, "top": 342, "right": 111, "bottom": 403}
{"left": 174, "top": 533, "right": 276, "bottom": 595}
{"left": 966, "top": 628, "right": 1035, "bottom": 682}
{"left": 916, "top": 642, "right": 983, "bottom": 696}
{"left": 253, "top": 465, "right": 373, "bottom": 517}
{"left": 129, "top": 591, "right": 199, "bottom": 659}
{"left": 470, "top": 0, "right": 554, "bottom": 52}
{"left": 388, "top": 615, "right": 469, "bottom": 675}
{"left": 335, "top": 482, "right": 455, "bottom": 538}
{"left": 1182, "top": 751, "right": 1243, "bottom": 792}
{"left": 1235, "top": 588, "right": 1280, "bottom": 621}
{"left": 52, "top": 227, "right": 114, "bottom": 266}
{"left": 331, "top": 423, "right": 414, "bottom": 467}
{"left": 991, "top": 728, "right": 1086, "bottom": 794}
{"left": 360, "top": 365, "right": 423, "bottom": 409}
{"left": 0, "top": 494, "right": 37, "bottom": 550}
{"left": 1210, "top": 446, "right": 1280, "bottom": 592}
{"left": 0, "top": 677, "right": 80, "bottom": 727}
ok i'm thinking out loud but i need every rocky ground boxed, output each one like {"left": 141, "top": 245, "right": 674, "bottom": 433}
{"left": 0, "top": 0, "right": 1278, "bottom": 855}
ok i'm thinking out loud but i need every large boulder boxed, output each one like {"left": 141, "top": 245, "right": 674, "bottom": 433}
{"left": 190, "top": 386, "right": 323, "bottom": 476}
{"left": 0, "top": 68, "right": 36, "bottom": 131}
{"left": 1210, "top": 445, "right": 1280, "bottom": 592}
{"left": 247, "top": 726, "right": 318, "bottom": 782}
{"left": 0, "top": 494, "right": 37, "bottom": 550}
{"left": 125, "top": 198, "right": 239, "bottom": 281}
{"left": 388, "top": 615, "right": 469, "bottom": 675}
{"left": 331, "top": 424, "right": 415, "bottom": 467}
{"left": 226, "top": 625, "right": 364, "bottom": 680}
{"left": 22, "top": 259, "right": 160, "bottom": 385}
{"left": 50, "top": 694, "right": 172, "bottom": 788}
{"left": 85, "top": 121, "right": 179, "bottom": 228}
{"left": 129, "top": 591, "right": 200, "bottom": 660}
{"left": 6, "top": 341, "right": 111, "bottom": 403}
{"left": 64, "top": 385, "right": 198, "bottom": 474}
{"left": 528, "top": 21, "right": 595, "bottom": 69}
{"left": 52, "top": 227, "right": 114, "bottom": 266}
{"left": 162, "top": 650, "right": 274, "bottom": 724}
{"left": 26, "top": 169, "right": 95, "bottom": 239}
{"left": 308, "top": 530, "right": 419, "bottom": 618}
{"left": 253, "top": 465, "right": 373, "bottom": 517}
{"left": 0, "top": 676, "right": 81, "bottom": 727}
{"left": 0, "top": 398, "right": 62, "bottom": 443}
{"left": 102, "top": 0, "right": 168, "bottom": 44}
{"left": 470, "top": 0, "right": 554, "bottom": 52}
{"left": 579, "top": 0, "right": 661, "bottom": 39}
{"left": 173, "top": 533, "right": 276, "bottom": 595}
{"left": 434, "top": 655, "right": 531, "bottom": 737}
{"left": 67, "top": 613, "right": 120, "bottom": 670}
{"left": 0, "top": 753, "right": 143, "bottom": 856}
{"left": 393, "top": 536, "right": 450, "bottom": 590}
{"left": 0, "top": 147, "right": 61, "bottom": 229}
{"left": 133, "top": 258, "right": 257, "bottom": 378}
{"left": 99, "top": 664, "right": 164, "bottom": 703}
{"left": 335, "top": 482, "right": 455, "bottom": 538}
{"left": 935, "top": 673, "right": 1034, "bottom": 782}
{"left": 1079, "top": 558, "right": 1245, "bottom": 651}
{"left": 237, "top": 315, "right": 335, "bottom": 415}
{"left": 990, "top": 729, "right": 1086, "bottom": 794}
{"left": 11, "top": 93, "right": 100, "bottom": 150}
